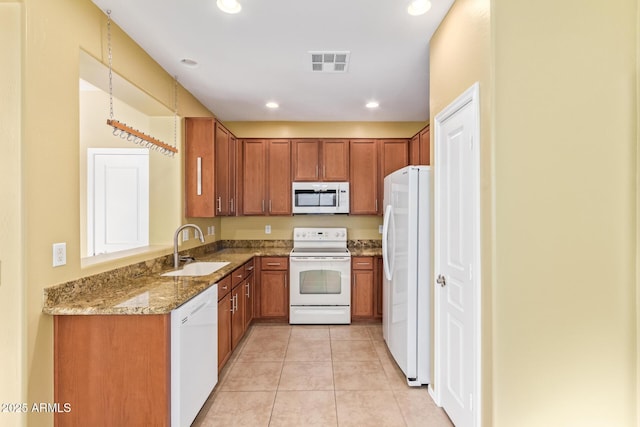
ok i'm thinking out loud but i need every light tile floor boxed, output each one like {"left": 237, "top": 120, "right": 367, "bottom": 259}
{"left": 192, "top": 324, "right": 453, "bottom": 427}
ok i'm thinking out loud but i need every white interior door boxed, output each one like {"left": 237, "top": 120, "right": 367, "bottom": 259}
{"left": 88, "top": 148, "right": 149, "bottom": 256}
{"left": 434, "top": 83, "right": 481, "bottom": 427}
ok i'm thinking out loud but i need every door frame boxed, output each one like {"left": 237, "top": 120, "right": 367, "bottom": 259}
{"left": 431, "top": 82, "right": 481, "bottom": 426}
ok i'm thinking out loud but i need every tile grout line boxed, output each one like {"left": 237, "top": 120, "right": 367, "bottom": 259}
{"left": 267, "top": 325, "right": 291, "bottom": 426}
{"left": 330, "top": 326, "right": 341, "bottom": 427}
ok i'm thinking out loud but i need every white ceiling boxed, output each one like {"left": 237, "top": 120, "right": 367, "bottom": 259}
{"left": 91, "top": 0, "right": 454, "bottom": 122}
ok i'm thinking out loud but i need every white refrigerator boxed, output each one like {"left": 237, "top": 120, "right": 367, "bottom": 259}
{"left": 382, "top": 165, "right": 430, "bottom": 386}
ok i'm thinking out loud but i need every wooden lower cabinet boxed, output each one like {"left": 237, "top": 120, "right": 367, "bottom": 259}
{"left": 258, "top": 257, "right": 289, "bottom": 320}
{"left": 231, "top": 282, "right": 245, "bottom": 349}
{"left": 375, "top": 256, "right": 383, "bottom": 319}
{"left": 351, "top": 256, "right": 375, "bottom": 319}
{"left": 218, "top": 292, "right": 233, "bottom": 371}
{"left": 54, "top": 314, "right": 171, "bottom": 426}
{"left": 244, "top": 270, "right": 255, "bottom": 329}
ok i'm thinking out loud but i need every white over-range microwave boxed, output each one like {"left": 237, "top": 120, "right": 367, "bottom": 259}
{"left": 292, "top": 182, "right": 349, "bottom": 214}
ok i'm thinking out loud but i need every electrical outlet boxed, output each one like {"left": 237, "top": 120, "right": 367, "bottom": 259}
{"left": 53, "top": 242, "right": 66, "bottom": 267}
{"left": 211, "top": 225, "right": 215, "bottom": 235}
{"left": 265, "top": 225, "right": 271, "bottom": 234}
{"left": 182, "top": 229, "right": 189, "bottom": 241}
{"left": 379, "top": 224, "right": 383, "bottom": 234}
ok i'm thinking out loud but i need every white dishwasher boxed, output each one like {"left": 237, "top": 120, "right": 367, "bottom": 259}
{"left": 171, "top": 284, "right": 218, "bottom": 427}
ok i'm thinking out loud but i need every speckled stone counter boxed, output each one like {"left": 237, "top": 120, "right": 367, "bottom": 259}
{"left": 43, "top": 239, "right": 381, "bottom": 316}
{"left": 43, "top": 245, "right": 291, "bottom": 316}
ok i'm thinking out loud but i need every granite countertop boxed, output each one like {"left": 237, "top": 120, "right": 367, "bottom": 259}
{"left": 43, "top": 240, "right": 381, "bottom": 316}
{"left": 349, "top": 247, "right": 382, "bottom": 257}
{"left": 43, "top": 247, "right": 291, "bottom": 316}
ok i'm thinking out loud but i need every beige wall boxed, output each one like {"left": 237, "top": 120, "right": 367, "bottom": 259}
{"left": 429, "top": 0, "right": 493, "bottom": 425}
{"left": 491, "top": 0, "right": 637, "bottom": 425}
{"left": 433, "top": 0, "right": 638, "bottom": 425}
{"left": 0, "top": 3, "right": 25, "bottom": 426}
{"left": 19, "top": 0, "right": 214, "bottom": 425}
{"left": 221, "top": 216, "right": 382, "bottom": 241}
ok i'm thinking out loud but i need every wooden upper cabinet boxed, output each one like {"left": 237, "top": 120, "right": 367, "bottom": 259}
{"left": 185, "top": 118, "right": 238, "bottom": 218}
{"left": 267, "top": 139, "right": 292, "bottom": 215}
{"left": 292, "top": 139, "right": 320, "bottom": 181}
{"left": 242, "top": 139, "right": 268, "bottom": 215}
{"left": 410, "top": 133, "right": 420, "bottom": 165}
{"left": 419, "top": 125, "right": 430, "bottom": 165}
{"left": 380, "top": 139, "right": 410, "bottom": 178}
{"left": 379, "top": 139, "right": 410, "bottom": 215}
{"left": 409, "top": 124, "right": 431, "bottom": 166}
{"left": 292, "top": 139, "right": 349, "bottom": 182}
{"left": 215, "top": 123, "right": 231, "bottom": 216}
{"left": 349, "top": 139, "right": 379, "bottom": 215}
{"left": 322, "top": 139, "right": 349, "bottom": 181}
{"left": 242, "top": 139, "right": 291, "bottom": 216}
{"left": 229, "top": 135, "right": 238, "bottom": 215}
{"left": 185, "top": 118, "right": 215, "bottom": 217}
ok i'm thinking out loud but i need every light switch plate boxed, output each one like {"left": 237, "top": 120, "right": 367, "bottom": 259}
{"left": 265, "top": 225, "right": 271, "bottom": 234}
{"left": 379, "top": 224, "right": 383, "bottom": 234}
{"left": 53, "top": 242, "right": 66, "bottom": 267}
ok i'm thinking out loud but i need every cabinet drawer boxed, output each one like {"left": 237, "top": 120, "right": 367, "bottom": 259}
{"left": 231, "top": 266, "right": 246, "bottom": 287}
{"left": 218, "top": 275, "right": 232, "bottom": 300}
{"left": 352, "top": 256, "right": 374, "bottom": 270}
{"left": 244, "top": 259, "right": 255, "bottom": 276}
{"left": 261, "top": 257, "right": 288, "bottom": 270}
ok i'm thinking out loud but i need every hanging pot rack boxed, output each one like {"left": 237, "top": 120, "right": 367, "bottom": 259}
{"left": 105, "top": 10, "right": 178, "bottom": 157}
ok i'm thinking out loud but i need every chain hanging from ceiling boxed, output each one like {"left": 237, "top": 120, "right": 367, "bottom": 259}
{"left": 105, "top": 10, "right": 178, "bottom": 157}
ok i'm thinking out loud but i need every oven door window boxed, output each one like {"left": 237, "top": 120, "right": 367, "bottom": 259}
{"left": 299, "top": 270, "right": 342, "bottom": 294}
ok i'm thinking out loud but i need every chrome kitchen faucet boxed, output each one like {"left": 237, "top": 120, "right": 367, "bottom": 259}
{"left": 173, "top": 224, "right": 205, "bottom": 268}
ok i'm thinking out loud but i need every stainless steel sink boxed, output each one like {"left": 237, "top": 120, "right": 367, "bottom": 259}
{"left": 161, "top": 261, "right": 230, "bottom": 277}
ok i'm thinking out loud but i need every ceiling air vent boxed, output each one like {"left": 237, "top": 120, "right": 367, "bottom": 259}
{"left": 309, "top": 51, "right": 350, "bottom": 73}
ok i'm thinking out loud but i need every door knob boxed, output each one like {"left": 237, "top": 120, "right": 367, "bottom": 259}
{"left": 436, "top": 274, "right": 447, "bottom": 287}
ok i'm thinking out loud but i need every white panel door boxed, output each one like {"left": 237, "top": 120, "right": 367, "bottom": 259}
{"left": 88, "top": 148, "right": 149, "bottom": 255}
{"left": 434, "top": 83, "right": 480, "bottom": 427}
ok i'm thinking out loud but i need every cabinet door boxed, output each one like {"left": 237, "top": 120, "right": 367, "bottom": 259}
{"left": 244, "top": 273, "right": 254, "bottom": 329}
{"left": 231, "top": 285, "right": 245, "bottom": 349}
{"left": 375, "top": 256, "right": 383, "bottom": 318}
{"left": 352, "top": 270, "right": 375, "bottom": 318}
{"left": 419, "top": 125, "right": 430, "bottom": 165}
{"left": 260, "top": 270, "right": 288, "bottom": 318}
{"left": 218, "top": 293, "right": 232, "bottom": 371}
{"left": 242, "top": 140, "right": 267, "bottom": 215}
{"left": 380, "top": 139, "right": 410, "bottom": 179}
{"left": 379, "top": 139, "right": 409, "bottom": 214}
{"left": 214, "top": 122, "right": 230, "bottom": 216}
{"left": 352, "top": 257, "right": 375, "bottom": 319}
{"left": 321, "top": 139, "right": 349, "bottom": 181}
{"left": 410, "top": 133, "right": 420, "bottom": 165}
{"left": 229, "top": 135, "right": 237, "bottom": 215}
{"left": 349, "top": 140, "right": 378, "bottom": 215}
{"left": 292, "top": 139, "right": 320, "bottom": 181}
{"left": 185, "top": 118, "right": 215, "bottom": 217}
{"left": 267, "top": 139, "right": 291, "bottom": 215}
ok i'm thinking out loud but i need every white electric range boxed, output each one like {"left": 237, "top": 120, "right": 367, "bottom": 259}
{"left": 289, "top": 227, "right": 351, "bottom": 324}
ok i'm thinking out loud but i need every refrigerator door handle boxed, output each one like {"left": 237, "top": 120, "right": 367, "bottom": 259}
{"left": 382, "top": 204, "right": 395, "bottom": 281}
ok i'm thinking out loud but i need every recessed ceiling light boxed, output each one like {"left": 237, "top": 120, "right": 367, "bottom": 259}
{"left": 180, "top": 58, "right": 199, "bottom": 68}
{"left": 217, "top": 0, "right": 242, "bottom": 14}
{"left": 266, "top": 102, "right": 279, "bottom": 109}
{"left": 366, "top": 101, "right": 380, "bottom": 109}
{"left": 407, "top": 0, "right": 431, "bottom": 16}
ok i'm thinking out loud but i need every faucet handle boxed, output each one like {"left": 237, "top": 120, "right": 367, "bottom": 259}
{"left": 179, "top": 256, "right": 196, "bottom": 264}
